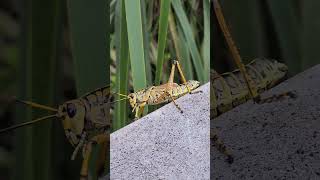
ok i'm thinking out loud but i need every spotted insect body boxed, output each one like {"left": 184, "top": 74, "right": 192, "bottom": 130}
{"left": 129, "top": 80, "right": 200, "bottom": 106}
{"left": 211, "top": 58, "right": 288, "bottom": 118}
{"left": 57, "top": 86, "right": 110, "bottom": 151}
{"left": 124, "top": 60, "right": 201, "bottom": 119}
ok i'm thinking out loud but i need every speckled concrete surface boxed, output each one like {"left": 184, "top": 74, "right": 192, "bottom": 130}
{"left": 211, "top": 65, "right": 320, "bottom": 180}
{"left": 110, "top": 83, "right": 210, "bottom": 180}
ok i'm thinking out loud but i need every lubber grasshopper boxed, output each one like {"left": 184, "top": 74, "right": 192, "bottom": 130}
{"left": 116, "top": 60, "right": 201, "bottom": 120}
{"left": 0, "top": 86, "right": 111, "bottom": 180}
{"left": 212, "top": 0, "right": 296, "bottom": 163}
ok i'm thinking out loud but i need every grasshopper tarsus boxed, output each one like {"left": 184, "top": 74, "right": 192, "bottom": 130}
{"left": 287, "top": 91, "right": 298, "bottom": 99}
{"left": 189, "top": 90, "right": 203, "bottom": 94}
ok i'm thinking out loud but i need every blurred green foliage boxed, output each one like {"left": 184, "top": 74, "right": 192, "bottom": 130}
{"left": 0, "top": 0, "right": 109, "bottom": 179}
{"left": 212, "top": 0, "right": 319, "bottom": 76}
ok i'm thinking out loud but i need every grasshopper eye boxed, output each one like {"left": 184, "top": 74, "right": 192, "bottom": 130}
{"left": 66, "top": 103, "right": 76, "bottom": 118}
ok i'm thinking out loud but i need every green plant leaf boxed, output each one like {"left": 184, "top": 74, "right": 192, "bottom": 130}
{"left": 67, "top": 0, "right": 109, "bottom": 177}
{"left": 155, "top": 0, "right": 171, "bottom": 85}
{"left": 114, "top": 0, "right": 129, "bottom": 131}
{"left": 172, "top": 0, "right": 204, "bottom": 83}
{"left": 124, "top": 0, "right": 147, "bottom": 91}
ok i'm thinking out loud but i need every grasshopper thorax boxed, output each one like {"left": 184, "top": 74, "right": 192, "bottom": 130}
{"left": 58, "top": 100, "right": 86, "bottom": 146}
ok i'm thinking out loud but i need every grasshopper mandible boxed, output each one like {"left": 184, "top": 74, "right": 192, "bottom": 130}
{"left": 0, "top": 86, "right": 111, "bottom": 179}
{"left": 116, "top": 60, "right": 201, "bottom": 120}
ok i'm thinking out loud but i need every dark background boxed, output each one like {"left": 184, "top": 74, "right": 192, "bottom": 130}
{"left": 212, "top": 0, "right": 319, "bottom": 76}
{"left": 0, "top": 0, "right": 82, "bottom": 179}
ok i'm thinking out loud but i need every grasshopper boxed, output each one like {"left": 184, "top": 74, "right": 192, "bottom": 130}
{"left": 116, "top": 60, "right": 201, "bottom": 120}
{"left": 0, "top": 86, "right": 111, "bottom": 180}
{"left": 212, "top": 0, "right": 296, "bottom": 163}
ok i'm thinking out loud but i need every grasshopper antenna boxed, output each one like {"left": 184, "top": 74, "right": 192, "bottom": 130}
{"left": 109, "top": 97, "right": 128, "bottom": 104}
{"left": 113, "top": 92, "right": 128, "bottom": 98}
{"left": 0, "top": 114, "right": 58, "bottom": 134}
{"left": 13, "top": 97, "right": 58, "bottom": 112}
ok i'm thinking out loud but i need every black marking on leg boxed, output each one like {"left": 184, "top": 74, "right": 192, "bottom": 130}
{"left": 257, "top": 91, "right": 297, "bottom": 104}
{"left": 287, "top": 91, "right": 298, "bottom": 99}
{"left": 226, "top": 155, "right": 234, "bottom": 164}
{"left": 211, "top": 132, "right": 234, "bottom": 164}
{"left": 190, "top": 90, "right": 203, "bottom": 94}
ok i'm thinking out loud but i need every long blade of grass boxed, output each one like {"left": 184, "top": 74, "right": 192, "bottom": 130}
{"left": 172, "top": 0, "right": 204, "bottom": 83}
{"left": 220, "top": 1, "right": 268, "bottom": 63}
{"left": 155, "top": 0, "right": 171, "bottom": 85}
{"left": 15, "top": 1, "right": 33, "bottom": 178}
{"left": 301, "top": 1, "right": 320, "bottom": 71}
{"left": 266, "top": 0, "right": 301, "bottom": 75}
{"left": 141, "top": 0, "right": 152, "bottom": 85}
{"left": 168, "top": 8, "right": 193, "bottom": 80}
{"left": 67, "top": 0, "right": 109, "bottom": 177}
{"left": 124, "top": 0, "right": 147, "bottom": 91}
{"left": 67, "top": 0, "right": 109, "bottom": 95}
{"left": 177, "top": 23, "right": 194, "bottom": 80}
{"left": 202, "top": 0, "right": 210, "bottom": 81}
{"left": 114, "top": 0, "right": 129, "bottom": 131}
{"left": 15, "top": 0, "right": 63, "bottom": 179}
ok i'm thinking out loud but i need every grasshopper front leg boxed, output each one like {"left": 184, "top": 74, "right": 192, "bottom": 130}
{"left": 134, "top": 102, "right": 146, "bottom": 120}
{"left": 80, "top": 134, "right": 109, "bottom": 180}
{"left": 133, "top": 87, "right": 154, "bottom": 120}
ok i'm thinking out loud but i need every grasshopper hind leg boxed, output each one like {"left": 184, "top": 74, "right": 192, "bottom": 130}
{"left": 168, "top": 92, "right": 183, "bottom": 113}
{"left": 256, "top": 91, "right": 297, "bottom": 104}
{"left": 174, "top": 60, "right": 203, "bottom": 94}
{"left": 211, "top": 130, "right": 234, "bottom": 164}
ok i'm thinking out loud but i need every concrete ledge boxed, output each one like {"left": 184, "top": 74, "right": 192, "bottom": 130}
{"left": 110, "top": 83, "right": 210, "bottom": 179}
{"left": 212, "top": 65, "right": 320, "bottom": 179}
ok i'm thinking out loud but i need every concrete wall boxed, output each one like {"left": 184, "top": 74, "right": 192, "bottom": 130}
{"left": 109, "top": 83, "right": 210, "bottom": 180}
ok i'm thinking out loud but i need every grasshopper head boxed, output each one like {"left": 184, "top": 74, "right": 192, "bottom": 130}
{"left": 58, "top": 100, "right": 85, "bottom": 146}
{"left": 127, "top": 93, "right": 137, "bottom": 109}
{"left": 186, "top": 80, "right": 200, "bottom": 90}
{"left": 268, "top": 60, "right": 288, "bottom": 87}
{"left": 274, "top": 60, "right": 288, "bottom": 72}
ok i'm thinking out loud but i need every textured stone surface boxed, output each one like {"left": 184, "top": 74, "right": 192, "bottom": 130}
{"left": 109, "top": 83, "right": 210, "bottom": 180}
{"left": 211, "top": 65, "right": 320, "bottom": 179}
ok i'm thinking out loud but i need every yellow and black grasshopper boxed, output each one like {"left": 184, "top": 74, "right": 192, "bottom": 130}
{"left": 115, "top": 60, "right": 201, "bottom": 120}
{"left": 0, "top": 86, "right": 111, "bottom": 179}
{"left": 211, "top": 0, "right": 296, "bottom": 164}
